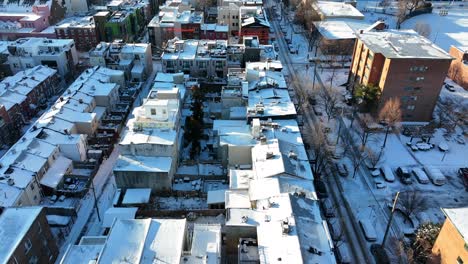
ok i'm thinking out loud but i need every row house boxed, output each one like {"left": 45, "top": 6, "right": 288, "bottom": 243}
{"left": 239, "top": 6, "right": 270, "bottom": 45}
{"left": 6, "top": 38, "right": 78, "bottom": 79}
{"left": 200, "top": 24, "right": 229, "bottom": 40}
{"left": 54, "top": 16, "right": 99, "bottom": 51}
{"left": 0, "top": 65, "right": 59, "bottom": 145}
{"left": 148, "top": 9, "right": 203, "bottom": 51}
{"left": 0, "top": 0, "right": 65, "bottom": 40}
{"left": 89, "top": 40, "right": 153, "bottom": 82}
{"left": 161, "top": 38, "right": 228, "bottom": 78}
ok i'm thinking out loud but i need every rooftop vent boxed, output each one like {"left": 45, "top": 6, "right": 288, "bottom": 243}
{"left": 266, "top": 151, "right": 274, "bottom": 159}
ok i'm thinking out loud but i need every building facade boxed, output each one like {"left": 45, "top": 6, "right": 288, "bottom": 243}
{"left": 348, "top": 30, "right": 452, "bottom": 121}
{"left": 0, "top": 207, "right": 59, "bottom": 264}
{"left": 6, "top": 38, "right": 78, "bottom": 79}
{"left": 448, "top": 46, "right": 468, "bottom": 90}
{"left": 54, "top": 16, "right": 99, "bottom": 51}
{"left": 432, "top": 208, "right": 468, "bottom": 264}
{"left": 89, "top": 41, "right": 153, "bottom": 82}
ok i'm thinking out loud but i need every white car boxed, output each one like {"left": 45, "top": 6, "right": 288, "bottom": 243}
{"left": 380, "top": 165, "right": 395, "bottom": 182}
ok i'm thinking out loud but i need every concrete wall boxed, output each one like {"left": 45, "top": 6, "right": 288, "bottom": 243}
{"left": 114, "top": 170, "right": 173, "bottom": 191}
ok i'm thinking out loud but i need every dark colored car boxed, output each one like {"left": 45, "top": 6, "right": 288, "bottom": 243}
{"left": 314, "top": 179, "right": 328, "bottom": 199}
{"left": 459, "top": 168, "right": 468, "bottom": 190}
{"left": 396, "top": 167, "right": 412, "bottom": 185}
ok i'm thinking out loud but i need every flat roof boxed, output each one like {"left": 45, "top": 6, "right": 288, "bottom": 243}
{"left": 99, "top": 218, "right": 186, "bottom": 263}
{"left": 0, "top": 207, "right": 42, "bottom": 263}
{"left": 207, "top": 189, "right": 226, "bottom": 204}
{"left": 103, "top": 207, "right": 138, "bottom": 228}
{"left": 357, "top": 30, "right": 453, "bottom": 59}
{"left": 40, "top": 155, "right": 72, "bottom": 189}
{"left": 114, "top": 155, "right": 172, "bottom": 173}
{"left": 122, "top": 188, "right": 151, "bottom": 204}
{"left": 60, "top": 244, "right": 104, "bottom": 264}
{"left": 443, "top": 207, "right": 468, "bottom": 244}
{"left": 183, "top": 224, "right": 222, "bottom": 264}
{"left": 314, "top": 1, "right": 364, "bottom": 19}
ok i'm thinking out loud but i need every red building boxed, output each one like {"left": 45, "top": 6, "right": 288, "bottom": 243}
{"left": 239, "top": 16, "right": 270, "bottom": 45}
{"left": 0, "top": 66, "right": 59, "bottom": 144}
{"left": 55, "top": 16, "right": 99, "bottom": 51}
{"left": 201, "top": 24, "right": 229, "bottom": 40}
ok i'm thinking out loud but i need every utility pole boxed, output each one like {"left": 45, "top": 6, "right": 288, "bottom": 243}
{"left": 382, "top": 191, "right": 400, "bottom": 247}
{"left": 90, "top": 180, "right": 101, "bottom": 222}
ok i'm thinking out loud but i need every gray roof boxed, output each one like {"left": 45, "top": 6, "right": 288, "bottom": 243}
{"left": 357, "top": 30, "right": 453, "bottom": 60}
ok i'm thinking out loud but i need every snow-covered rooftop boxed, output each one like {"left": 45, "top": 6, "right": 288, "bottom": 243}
{"left": 314, "top": 1, "right": 364, "bottom": 19}
{"left": 122, "top": 188, "right": 152, "bottom": 204}
{"left": 40, "top": 155, "right": 72, "bottom": 189}
{"left": 207, "top": 189, "right": 226, "bottom": 205}
{"left": 443, "top": 207, "right": 468, "bottom": 244}
{"left": 0, "top": 207, "right": 42, "bottom": 262}
{"left": 98, "top": 218, "right": 186, "bottom": 263}
{"left": 103, "top": 207, "right": 138, "bottom": 228}
{"left": 114, "top": 155, "right": 172, "bottom": 173}
{"left": 60, "top": 244, "right": 104, "bottom": 264}
{"left": 358, "top": 30, "right": 453, "bottom": 59}
{"left": 183, "top": 224, "right": 222, "bottom": 264}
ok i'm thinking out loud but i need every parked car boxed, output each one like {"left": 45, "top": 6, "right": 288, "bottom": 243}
{"left": 380, "top": 165, "right": 395, "bottom": 182}
{"left": 336, "top": 162, "right": 348, "bottom": 176}
{"left": 424, "top": 166, "right": 446, "bottom": 186}
{"left": 371, "top": 169, "right": 381, "bottom": 178}
{"left": 314, "top": 179, "right": 328, "bottom": 199}
{"left": 335, "top": 243, "right": 351, "bottom": 264}
{"left": 412, "top": 167, "right": 430, "bottom": 184}
{"left": 359, "top": 220, "right": 377, "bottom": 242}
{"left": 321, "top": 198, "right": 335, "bottom": 217}
{"left": 458, "top": 168, "right": 468, "bottom": 189}
{"left": 327, "top": 221, "right": 342, "bottom": 241}
{"left": 396, "top": 167, "right": 412, "bottom": 184}
{"left": 375, "top": 180, "right": 386, "bottom": 189}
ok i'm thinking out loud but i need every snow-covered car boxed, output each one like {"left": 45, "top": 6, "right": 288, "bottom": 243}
{"left": 371, "top": 169, "right": 381, "bottom": 177}
{"left": 412, "top": 167, "right": 430, "bottom": 184}
{"left": 380, "top": 165, "right": 395, "bottom": 182}
{"left": 321, "top": 198, "right": 335, "bottom": 217}
{"left": 359, "top": 220, "right": 377, "bottom": 242}
{"left": 375, "top": 180, "right": 386, "bottom": 189}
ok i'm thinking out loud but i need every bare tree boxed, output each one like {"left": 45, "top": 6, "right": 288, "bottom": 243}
{"left": 366, "top": 147, "right": 383, "bottom": 170}
{"left": 414, "top": 22, "right": 432, "bottom": 38}
{"left": 379, "top": 0, "right": 392, "bottom": 14}
{"left": 435, "top": 97, "right": 466, "bottom": 134}
{"left": 318, "top": 86, "right": 341, "bottom": 121}
{"left": 398, "top": 191, "right": 427, "bottom": 222}
{"left": 356, "top": 113, "right": 380, "bottom": 148}
{"left": 347, "top": 146, "right": 369, "bottom": 179}
{"left": 292, "top": 75, "right": 311, "bottom": 113}
{"left": 303, "top": 122, "right": 332, "bottom": 178}
{"left": 379, "top": 97, "right": 402, "bottom": 148}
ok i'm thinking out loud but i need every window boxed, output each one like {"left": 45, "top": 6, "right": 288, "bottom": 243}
{"left": 404, "top": 87, "right": 413, "bottom": 91}
{"left": 457, "top": 256, "right": 464, "bottom": 264}
{"left": 38, "top": 223, "right": 42, "bottom": 234}
{"left": 162, "top": 109, "right": 167, "bottom": 115}
{"left": 416, "top": 77, "right": 424, "bottom": 81}
{"left": 150, "top": 108, "right": 156, "bottom": 115}
{"left": 24, "top": 239, "right": 32, "bottom": 253}
{"left": 28, "top": 255, "right": 38, "bottom": 264}
{"left": 407, "top": 105, "right": 415, "bottom": 111}
{"left": 232, "top": 22, "right": 235, "bottom": 26}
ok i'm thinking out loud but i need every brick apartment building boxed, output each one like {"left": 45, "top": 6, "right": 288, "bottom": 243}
{"left": 348, "top": 30, "right": 453, "bottom": 122}
{"left": 55, "top": 16, "right": 99, "bottom": 51}
{"left": 0, "top": 207, "right": 59, "bottom": 264}
{"left": 432, "top": 208, "right": 468, "bottom": 264}
{"left": 448, "top": 46, "right": 468, "bottom": 90}
{"left": 239, "top": 7, "right": 270, "bottom": 45}
{"left": 0, "top": 65, "right": 59, "bottom": 145}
